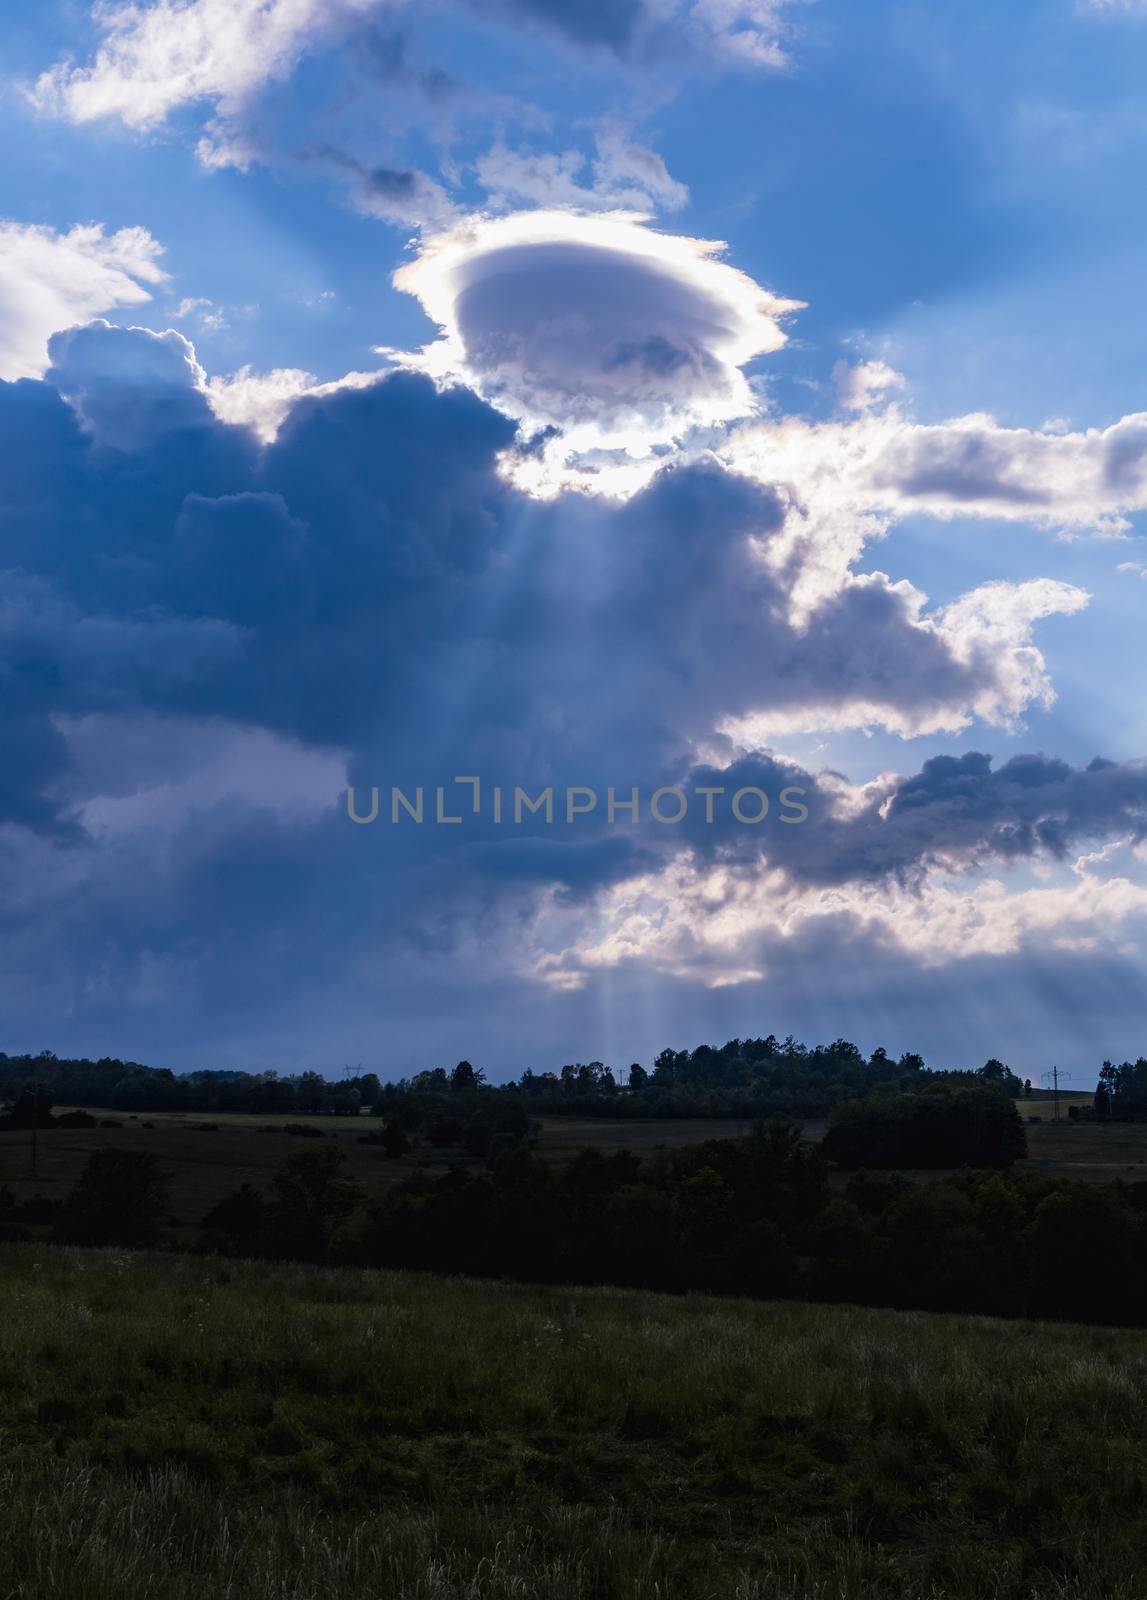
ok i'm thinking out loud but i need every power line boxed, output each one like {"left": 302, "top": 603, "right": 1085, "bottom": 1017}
{"left": 1041, "top": 1064, "right": 1073, "bottom": 1123}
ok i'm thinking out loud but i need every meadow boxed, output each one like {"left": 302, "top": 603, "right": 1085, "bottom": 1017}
{"left": 1, "top": 1243, "right": 1145, "bottom": 1599}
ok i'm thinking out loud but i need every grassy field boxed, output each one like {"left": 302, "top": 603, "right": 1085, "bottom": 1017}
{"left": 1022, "top": 1117, "right": 1147, "bottom": 1178}
{"left": 1, "top": 1243, "right": 1145, "bottom": 1598}
{"left": 0, "top": 1120, "right": 453, "bottom": 1230}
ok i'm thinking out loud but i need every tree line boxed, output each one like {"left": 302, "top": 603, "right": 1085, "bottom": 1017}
{"left": 0, "top": 1039, "right": 1045, "bottom": 1124}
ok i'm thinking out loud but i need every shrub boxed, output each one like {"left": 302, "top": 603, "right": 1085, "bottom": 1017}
{"left": 55, "top": 1109, "right": 97, "bottom": 1129}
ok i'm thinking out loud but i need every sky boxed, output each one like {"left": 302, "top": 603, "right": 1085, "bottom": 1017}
{"left": 2, "top": 0, "right": 1147, "bottom": 1081}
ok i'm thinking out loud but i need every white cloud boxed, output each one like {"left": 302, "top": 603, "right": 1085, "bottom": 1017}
{"left": 833, "top": 358, "right": 905, "bottom": 413}
{"left": 203, "top": 363, "right": 383, "bottom": 440}
{"left": 31, "top": 0, "right": 379, "bottom": 133}
{"left": 170, "top": 295, "right": 226, "bottom": 331}
{"left": 531, "top": 842, "right": 1147, "bottom": 993}
{"left": 722, "top": 404, "right": 1147, "bottom": 614}
{"left": 392, "top": 208, "right": 802, "bottom": 458}
{"left": 0, "top": 221, "right": 167, "bottom": 381}
{"left": 935, "top": 577, "right": 1091, "bottom": 727}
{"left": 685, "top": 0, "right": 794, "bottom": 66}
{"left": 477, "top": 128, "right": 689, "bottom": 215}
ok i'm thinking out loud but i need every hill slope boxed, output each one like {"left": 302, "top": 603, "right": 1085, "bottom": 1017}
{"left": 0, "top": 1245, "right": 1143, "bottom": 1598}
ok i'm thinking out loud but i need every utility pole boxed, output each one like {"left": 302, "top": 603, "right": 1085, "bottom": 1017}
{"left": 1042, "top": 1064, "right": 1073, "bottom": 1123}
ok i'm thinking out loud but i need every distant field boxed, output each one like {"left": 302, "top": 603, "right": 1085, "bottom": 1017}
{"left": 1023, "top": 1116, "right": 1147, "bottom": 1179}
{"left": 1, "top": 1243, "right": 1145, "bottom": 1599}
{"left": 1022, "top": 1090, "right": 1095, "bottom": 1113}
{"left": 534, "top": 1114, "right": 753, "bottom": 1152}
{"left": 52, "top": 1105, "right": 378, "bottom": 1132}
{"left": 0, "top": 1119, "right": 452, "bottom": 1228}
{"left": 4, "top": 1103, "right": 1145, "bottom": 1234}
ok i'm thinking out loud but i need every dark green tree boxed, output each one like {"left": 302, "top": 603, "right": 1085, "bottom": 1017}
{"left": 56, "top": 1149, "right": 171, "bottom": 1246}
{"left": 265, "top": 1145, "right": 364, "bottom": 1262}
{"left": 451, "top": 1060, "right": 480, "bottom": 1092}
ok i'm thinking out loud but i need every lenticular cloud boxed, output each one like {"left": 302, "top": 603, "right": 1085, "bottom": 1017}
{"left": 392, "top": 210, "right": 803, "bottom": 459}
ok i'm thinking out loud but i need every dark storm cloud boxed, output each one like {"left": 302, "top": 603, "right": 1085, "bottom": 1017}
{"left": 679, "top": 750, "right": 1147, "bottom": 888}
{"left": 0, "top": 319, "right": 1129, "bottom": 866}
{"left": 0, "top": 319, "right": 1142, "bottom": 1071}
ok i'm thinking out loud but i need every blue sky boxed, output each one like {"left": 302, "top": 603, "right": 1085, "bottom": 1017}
{"left": 2, "top": 0, "right": 1147, "bottom": 1079}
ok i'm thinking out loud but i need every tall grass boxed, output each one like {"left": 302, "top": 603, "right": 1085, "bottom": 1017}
{"left": 2, "top": 1244, "right": 1146, "bottom": 1597}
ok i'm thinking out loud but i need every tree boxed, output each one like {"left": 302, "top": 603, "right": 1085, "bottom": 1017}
{"left": 0, "top": 1088, "right": 55, "bottom": 1130}
{"left": 978, "top": 1059, "right": 1023, "bottom": 1099}
{"left": 823, "top": 1088, "right": 1027, "bottom": 1171}
{"left": 56, "top": 1149, "right": 171, "bottom": 1246}
{"left": 297, "top": 1071, "right": 326, "bottom": 1113}
{"left": 380, "top": 1121, "right": 410, "bottom": 1158}
{"left": 265, "top": 1145, "right": 364, "bottom": 1262}
{"left": 627, "top": 1062, "right": 649, "bottom": 1090}
{"left": 451, "top": 1060, "right": 480, "bottom": 1092}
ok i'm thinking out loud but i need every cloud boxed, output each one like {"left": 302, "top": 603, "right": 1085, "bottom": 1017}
{"left": 721, "top": 403, "right": 1147, "bottom": 615}
{"left": 393, "top": 209, "right": 802, "bottom": 456}
{"left": 203, "top": 366, "right": 322, "bottom": 442}
{"left": 29, "top": 0, "right": 793, "bottom": 237}
{"left": 31, "top": 0, "right": 377, "bottom": 132}
{"left": 674, "top": 749, "right": 1147, "bottom": 889}
{"left": 543, "top": 843, "right": 1147, "bottom": 995}
{"left": 33, "top": 0, "right": 798, "bottom": 146}
{"left": 45, "top": 320, "right": 212, "bottom": 451}
{"left": 494, "top": 0, "right": 645, "bottom": 48}
{"left": 0, "top": 323, "right": 1100, "bottom": 832}
{"left": 170, "top": 296, "right": 226, "bottom": 332}
{"left": 300, "top": 144, "right": 457, "bottom": 228}
{"left": 526, "top": 753, "right": 1147, "bottom": 995}
{"left": 685, "top": 0, "right": 794, "bottom": 66}
{"left": 477, "top": 128, "right": 689, "bottom": 214}
{"left": 0, "top": 222, "right": 167, "bottom": 381}
{"left": 0, "top": 316, "right": 1139, "bottom": 1067}
{"left": 0, "top": 322, "right": 1092, "bottom": 834}
{"left": 66, "top": 715, "right": 346, "bottom": 838}
{"left": 834, "top": 358, "right": 905, "bottom": 413}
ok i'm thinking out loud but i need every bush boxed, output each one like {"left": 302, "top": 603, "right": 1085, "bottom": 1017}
{"left": 201, "top": 1182, "right": 267, "bottom": 1250}
{"left": 55, "top": 1109, "right": 97, "bottom": 1129}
